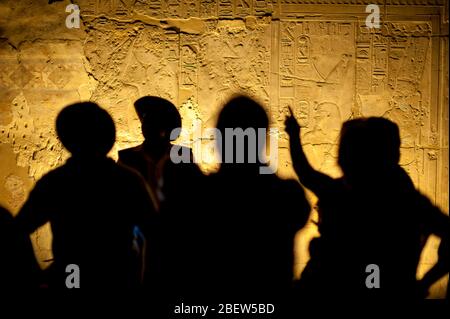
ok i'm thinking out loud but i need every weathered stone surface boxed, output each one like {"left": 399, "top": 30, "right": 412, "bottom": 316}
{"left": 0, "top": 0, "right": 447, "bottom": 296}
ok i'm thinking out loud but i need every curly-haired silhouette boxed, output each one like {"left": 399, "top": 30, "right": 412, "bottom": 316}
{"left": 285, "top": 110, "right": 449, "bottom": 298}
{"left": 15, "top": 102, "right": 156, "bottom": 288}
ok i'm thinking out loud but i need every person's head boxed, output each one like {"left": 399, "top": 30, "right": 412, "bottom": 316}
{"left": 366, "top": 117, "right": 401, "bottom": 167}
{"left": 56, "top": 102, "right": 115, "bottom": 158}
{"left": 338, "top": 117, "right": 401, "bottom": 183}
{"left": 338, "top": 118, "right": 368, "bottom": 181}
{"left": 216, "top": 95, "right": 269, "bottom": 166}
{"left": 134, "top": 96, "right": 181, "bottom": 145}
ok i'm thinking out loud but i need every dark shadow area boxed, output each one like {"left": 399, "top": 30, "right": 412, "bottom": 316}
{"left": 0, "top": 205, "right": 40, "bottom": 289}
{"left": 286, "top": 111, "right": 449, "bottom": 298}
{"left": 179, "top": 96, "right": 311, "bottom": 304}
{"left": 14, "top": 102, "right": 156, "bottom": 289}
{"left": 119, "top": 96, "right": 185, "bottom": 198}
{"left": 0, "top": 94, "right": 446, "bottom": 307}
{"left": 118, "top": 96, "right": 204, "bottom": 296}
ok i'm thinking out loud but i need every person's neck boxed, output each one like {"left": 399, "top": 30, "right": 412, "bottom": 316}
{"left": 143, "top": 140, "right": 171, "bottom": 159}
{"left": 69, "top": 154, "right": 109, "bottom": 164}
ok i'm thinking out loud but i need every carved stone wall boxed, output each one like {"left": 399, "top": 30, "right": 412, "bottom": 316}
{"left": 0, "top": 0, "right": 448, "bottom": 296}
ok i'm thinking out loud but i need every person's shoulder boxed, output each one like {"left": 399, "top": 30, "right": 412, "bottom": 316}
{"left": 114, "top": 159, "right": 145, "bottom": 181}
{"left": 277, "top": 177, "right": 310, "bottom": 198}
{"left": 35, "top": 163, "right": 70, "bottom": 186}
{"left": 118, "top": 144, "right": 144, "bottom": 159}
{"left": 314, "top": 175, "right": 345, "bottom": 193}
{"left": 279, "top": 176, "right": 301, "bottom": 187}
{"left": 412, "top": 189, "right": 437, "bottom": 210}
{"left": 203, "top": 171, "right": 219, "bottom": 184}
{"left": 202, "top": 171, "right": 225, "bottom": 190}
{"left": 270, "top": 176, "right": 311, "bottom": 221}
{"left": 0, "top": 206, "right": 12, "bottom": 223}
{"left": 21, "top": 164, "right": 72, "bottom": 199}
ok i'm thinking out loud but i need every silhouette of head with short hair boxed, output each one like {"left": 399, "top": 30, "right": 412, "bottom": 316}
{"left": 134, "top": 96, "right": 181, "bottom": 147}
{"left": 338, "top": 118, "right": 367, "bottom": 178}
{"left": 338, "top": 117, "right": 401, "bottom": 184}
{"left": 56, "top": 102, "right": 115, "bottom": 158}
{"left": 216, "top": 95, "right": 269, "bottom": 167}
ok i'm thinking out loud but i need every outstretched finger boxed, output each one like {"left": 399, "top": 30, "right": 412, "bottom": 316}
{"left": 288, "top": 106, "right": 294, "bottom": 117}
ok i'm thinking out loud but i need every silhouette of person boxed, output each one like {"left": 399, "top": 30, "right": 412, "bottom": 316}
{"left": 14, "top": 102, "right": 157, "bottom": 289}
{"left": 285, "top": 110, "right": 449, "bottom": 298}
{"left": 118, "top": 96, "right": 177, "bottom": 201}
{"left": 0, "top": 205, "right": 41, "bottom": 289}
{"left": 118, "top": 96, "right": 204, "bottom": 295}
{"left": 189, "top": 96, "right": 310, "bottom": 301}
{"left": 118, "top": 96, "right": 202, "bottom": 207}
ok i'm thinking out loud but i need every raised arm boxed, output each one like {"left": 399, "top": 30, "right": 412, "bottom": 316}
{"left": 284, "top": 107, "right": 333, "bottom": 196}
